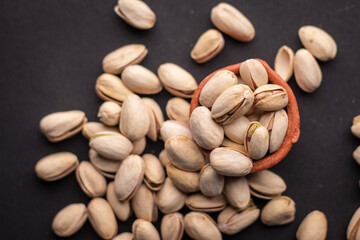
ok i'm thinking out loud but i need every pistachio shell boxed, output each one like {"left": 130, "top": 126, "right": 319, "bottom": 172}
{"left": 52, "top": 203, "right": 87, "bottom": 237}
{"left": 353, "top": 146, "right": 360, "bottom": 165}
{"left": 131, "top": 137, "right": 146, "bottom": 155}
{"left": 221, "top": 138, "right": 245, "bottom": 152}
{"left": 239, "top": 59, "right": 268, "bottom": 90}
{"left": 131, "top": 184, "right": 158, "bottom": 222}
{"left": 156, "top": 178, "right": 186, "bottom": 214}
{"left": 98, "top": 101, "right": 122, "bottom": 126}
{"left": 244, "top": 121, "right": 269, "bottom": 160}
{"left": 186, "top": 193, "right": 226, "bottom": 212}
{"left": 113, "top": 232, "right": 133, "bottom": 240}
{"left": 253, "top": 84, "right": 288, "bottom": 111}
{"left": 166, "top": 163, "right": 200, "bottom": 193}
{"left": 159, "top": 149, "right": 171, "bottom": 167}
{"left": 122, "top": 65, "right": 162, "bottom": 94}
{"left": 223, "top": 116, "right": 250, "bottom": 144}
{"left": 347, "top": 207, "right": 360, "bottom": 240}
{"left": 142, "top": 97, "right": 164, "bottom": 141}
{"left": 184, "top": 212, "right": 222, "bottom": 240}
{"left": 161, "top": 213, "right": 184, "bottom": 240}
{"left": 143, "top": 154, "right": 165, "bottom": 191}
{"left": 166, "top": 97, "right": 190, "bottom": 123}
{"left": 82, "top": 122, "right": 119, "bottom": 139}
{"left": 261, "top": 196, "right": 296, "bottom": 226}
{"left": 95, "top": 73, "right": 133, "bottom": 104}
{"left": 106, "top": 182, "right": 131, "bottom": 222}
{"left": 223, "top": 177, "right": 251, "bottom": 209}
{"left": 132, "top": 219, "right": 160, "bottom": 240}
{"left": 160, "top": 120, "right": 193, "bottom": 142}
{"left": 89, "top": 149, "right": 121, "bottom": 179}
{"left": 199, "top": 164, "right": 224, "bottom": 197}
{"left": 191, "top": 29, "right": 224, "bottom": 63}
{"left": 246, "top": 170, "right": 286, "bottom": 199}
{"left": 352, "top": 117, "right": 360, "bottom": 139}
{"left": 75, "top": 161, "right": 107, "bottom": 197}
{"left": 274, "top": 45, "right": 294, "bottom": 82}
{"left": 296, "top": 210, "right": 327, "bottom": 240}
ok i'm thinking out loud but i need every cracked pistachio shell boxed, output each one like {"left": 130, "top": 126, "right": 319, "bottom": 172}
{"left": 115, "top": 0, "right": 156, "bottom": 30}
{"left": 88, "top": 198, "right": 118, "bottom": 240}
{"left": 210, "top": 147, "right": 252, "bottom": 177}
{"left": 161, "top": 213, "right": 184, "bottom": 240}
{"left": 131, "top": 184, "right": 158, "bottom": 222}
{"left": 261, "top": 196, "right": 296, "bottom": 226}
{"left": 211, "top": 2, "right": 255, "bottom": 42}
{"left": 90, "top": 131, "right": 133, "bottom": 160}
{"left": 98, "top": 101, "right": 122, "bottom": 127}
{"left": 120, "top": 94, "right": 150, "bottom": 141}
{"left": 217, "top": 203, "right": 260, "bottom": 235}
{"left": 142, "top": 98, "right": 164, "bottom": 141}
{"left": 131, "top": 137, "right": 146, "bottom": 155}
{"left": 274, "top": 45, "right": 294, "bottom": 82}
{"left": 106, "top": 182, "right": 131, "bottom": 222}
{"left": 95, "top": 73, "right": 133, "bottom": 105}
{"left": 294, "top": 48, "right": 322, "bottom": 93}
{"left": 351, "top": 116, "right": 360, "bottom": 138}
{"left": 299, "top": 25, "right": 337, "bottom": 61}
{"left": 102, "top": 44, "right": 148, "bottom": 74}
{"left": 186, "top": 193, "right": 226, "bottom": 212}
{"left": 89, "top": 149, "right": 121, "bottom": 179}
{"left": 143, "top": 154, "right": 165, "bottom": 191}
{"left": 76, "top": 161, "right": 107, "bottom": 197}
{"left": 199, "top": 164, "right": 224, "bottom": 197}
{"left": 40, "top": 110, "right": 87, "bottom": 142}
{"left": 35, "top": 152, "right": 79, "bottom": 181}
{"left": 122, "top": 65, "right": 162, "bottom": 94}
{"left": 113, "top": 232, "right": 133, "bottom": 240}
{"left": 223, "top": 116, "right": 250, "bottom": 144}
{"left": 184, "top": 212, "right": 222, "bottom": 240}
{"left": 166, "top": 97, "right": 190, "bottom": 123}
{"left": 246, "top": 170, "right": 286, "bottom": 199}
{"left": 259, "top": 109, "right": 288, "bottom": 153}
{"left": 132, "top": 219, "right": 160, "bottom": 240}
{"left": 199, "top": 70, "right": 238, "bottom": 108}
{"left": 221, "top": 138, "right": 245, "bottom": 152}
{"left": 347, "top": 207, "right": 360, "bottom": 240}
{"left": 223, "top": 177, "right": 251, "bottom": 209}
{"left": 114, "top": 155, "right": 145, "bottom": 201}
{"left": 160, "top": 120, "right": 193, "bottom": 142}
{"left": 82, "top": 122, "right": 119, "bottom": 139}
{"left": 191, "top": 29, "right": 224, "bottom": 63}
{"left": 166, "top": 163, "right": 200, "bottom": 193}
{"left": 159, "top": 149, "right": 171, "bottom": 167}
{"left": 156, "top": 178, "right": 187, "bottom": 214}
{"left": 52, "top": 203, "right": 87, "bottom": 237}
{"left": 165, "top": 135, "right": 206, "bottom": 171}
{"left": 296, "top": 210, "right": 327, "bottom": 240}
{"left": 353, "top": 146, "right": 360, "bottom": 165}
{"left": 211, "top": 84, "right": 254, "bottom": 125}
{"left": 253, "top": 84, "right": 288, "bottom": 111}
{"left": 244, "top": 121, "right": 269, "bottom": 160}
{"left": 240, "top": 59, "right": 268, "bottom": 90}
{"left": 158, "top": 63, "right": 197, "bottom": 98}
{"left": 190, "top": 106, "right": 224, "bottom": 150}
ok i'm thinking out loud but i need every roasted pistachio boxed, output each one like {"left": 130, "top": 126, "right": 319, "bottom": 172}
{"left": 191, "top": 29, "right": 224, "bottom": 63}
{"left": 132, "top": 219, "right": 160, "bottom": 240}
{"left": 131, "top": 137, "right": 146, "bottom": 155}
{"left": 113, "top": 232, "right": 133, "bottom": 240}
{"left": 223, "top": 116, "right": 250, "bottom": 144}
{"left": 274, "top": 45, "right": 294, "bottom": 82}
{"left": 184, "top": 212, "right": 222, "bottom": 240}
{"left": 351, "top": 115, "right": 360, "bottom": 139}
{"left": 143, "top": 154, "right": 165, "bottom": 191}
{"left": 122, "top": 65, "right": 162, "bottom": 94}
{"left": 98, "top": 101, "right": 122, "bottom": 126}
{"left": 166, "top": 97, "right": 190, "bottom": 123}
{"left": 160, "top": 120, "right": 193, "bottom": 142}
{"left": 156, "top": 178, "right": 187, "bottom": 214}
{"left": 253, "top": 84, "right": 288, "bottom": 111}
{"left": 142, "top": 97, "right": 164, "bottom": 141}
{"left": 52, "top": 203, "right": 87, "bottom": 237}
{"left": 186, "top": 193, "right": 226, "bottom": 212}
{"left": 131, "top": 184, "right": 158, "bottom": 222}
{"left": 161, "top": 213, "right": 184, "bottom": 240}
{"left": 75, "top": 161, "right": 107, "bottom": 197}
{"left": 247, "top": 170, "right": 286, "bottom": 199}
{"left": 296, "top": 210, "right": 327, "bottom": 240}
{"left": 223, "top": 177, "right": 251, "bottom": 209}
{"left": 159, "top": 149, "right": 171, "bottom": 167}
{"left": 199, "top": 163, "right": 224, "bottom": 197}
{"left": 166, "top": 163, "right": 200, "bottom": 193}
{"left": 106, "top": 182, "right": 131, "bottom": 222}
{"left": 221, "top": 138, "right": 245, "bottom": 152}
{"left": 244, "top": 121, "right": 269, "bottom": 160}
{"left": 261, "top": 196, "right": 296, "bottom": 226}
{"left": 347, "top": 207, "right": 360, "bottom": 240}
{"left": 89, "top": 149, "right": 121, "bottom": 179}
{"left": 82, "top": 122, "right": 119, "bottom": 139}
{"left": 240, "top": 59, "right": 268, "bottom": 90}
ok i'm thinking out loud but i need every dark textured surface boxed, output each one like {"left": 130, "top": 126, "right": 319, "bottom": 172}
{"left": 0, "top": 0, "right": 359, "bottom": 239}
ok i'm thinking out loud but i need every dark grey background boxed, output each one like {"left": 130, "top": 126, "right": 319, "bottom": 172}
{"left": 0, "top": 0, "right": 359, "bottom": 239}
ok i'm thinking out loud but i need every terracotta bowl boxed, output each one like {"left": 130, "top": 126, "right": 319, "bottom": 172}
{"left": 190, "top": 59, "right": 300, "bottom": 173}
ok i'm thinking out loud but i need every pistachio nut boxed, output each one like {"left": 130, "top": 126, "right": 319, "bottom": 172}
{"left": 259, "top": 109, "right": 288, "bottom": 153}
{"left": 217, "top": 203, "right": 260, "bottom": 235}
{"left": 296, "top": 210, "right": 327, "bottom": 240}
{"left": 246, "top": 170, "right": 286, "bottom": 199}
{"left": 244, "top": 121, "right": 269, "bottom": 160}
{"left": 253, "top": 84, "right": 288, "bottom": 111}
{"left": 353, "top": 115, "right": 360, "bottom": 125}
{"left": 184, "top": 212, "right": 222, "bottom": 240}
{"left": 299, "top": 25, "right": 337, "bottom": 61}
{"left": 191, "top": 29, "right": 224, "bottom": 63}
{"left": 35, "top": 152, "right": 79, "bottom": 181}
{"left": 347, "top": 207, "right": 360, "bottom": 240}
{"left": 161, "top": 213, "right": 184, "bottom": 240}
{"left": 39, "top": 110, "right": 87, "bottom": 142}
{"left": 156, "top": 177, "right": 187, "bottom": 214}
{"left": 95, "top": 73, "right": 133, "bottom": 105}
{"left": 158, "top": 63, "right": 197, "bottom": 98}
{"left": 98, "top": 101, "right": 122, "bottom": 126}
{"left": 199, "top": 70, "right": 238, "bottom": 108}
{"left": 87, "top": 198, "right": 118, "bottom": 240}
{"left": 247, "top": 108, "right": 263, "bottom": 122}
{"left": 166, "top": 97, "right": 190, "bottom": 123}
{"left": 82, "top": 122, "right": 119, "bottom": 139}
{"left": 143, "top": 154, "right": 165, "bottom": 191}
{"left": 211, "top": 84, "right": 254, "bottom": 125}
{"left": 166, "top": 163, "right": 200, "bottom": 193}
{"left": 199, "top": 164, "right": 224, "bottom": 197}
{"left": 132, "top": 219, "right": 160, "bottom": 240}
{"left": 239, "top": 59, "right": 268, "bottom": 90}
{"left": 353, "top": 146, "right": 360, "bottom": 165}
{"left": 261, "top": 196, "right": 296, "bottom": 226}
{"left": 89, "top": 131, "right": 133, "bottom": 160}
{"left": 52, "top": 203, "right": 87, "bottom": 237}
{"left": 351, "top": 116, "right": 360, "bottom": 138}
{"left": 113, "top": 232, "right": 133, "bottom": 240}
{"left": 120, "top": 94, "right": 150, "bottom": 141}
{"left": 75, "top": 161, "right": 107, "bottom": 197}
{"left": 159, "top": 149, "right": 171, "bottom": 167}
{"left": 132, "top": 137, "right": 146, "bottom": 155}
{"left": 223, "top": 177, "right": 251, "bottom": 209}
{"left": 142, "top": 97, "right": 164, "bottom": 141}
{"left": 131, "top": 184, "right": 158, "bottom": 222}
{"left": 274, "top": 45, "right": 294, "bottom": 82}
{"left": 114, "top": 155, "right": 145, "bottom": 201}
{"left": 114, "top": 0, "right": 156, "bottom": 30}
{"left": 160, "top": 120, "right": 193, "bottom": 142}
{"left": 223, "top": 116, "right": 250, "bottom": 144}
{"left": 102, "top": 44, "right": 148, "bottom": 74}
{"left": 294, "top": 48, "right": 322, "bottom": 93}
{"left": 211, "top": 2, "right": 255, "bottom": 42}
{"left": 165, "top": 135, "right": 205, "bottom": 171}
{"left": 106, "top": 182, "right": 131, "bottom": 222}
{"left": 121, "top": 65, "right": 162, "bottom": 94}
{"left": 221, "top": 138, "right": 245, "bottom": 152}
{"left": 210, "top": 147, "right": 252, "bottom": 177}
{"left": 185, "top": 193, "right": 226, "bottom": 212}
{"left": 89, "top": 149, "right": 121, "bottom": 179}
{"left": 237, "top": 75, "right": 245, "bottom": 85}
{"left": 190, "top": 106, "right": 224, "bottom": 150}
